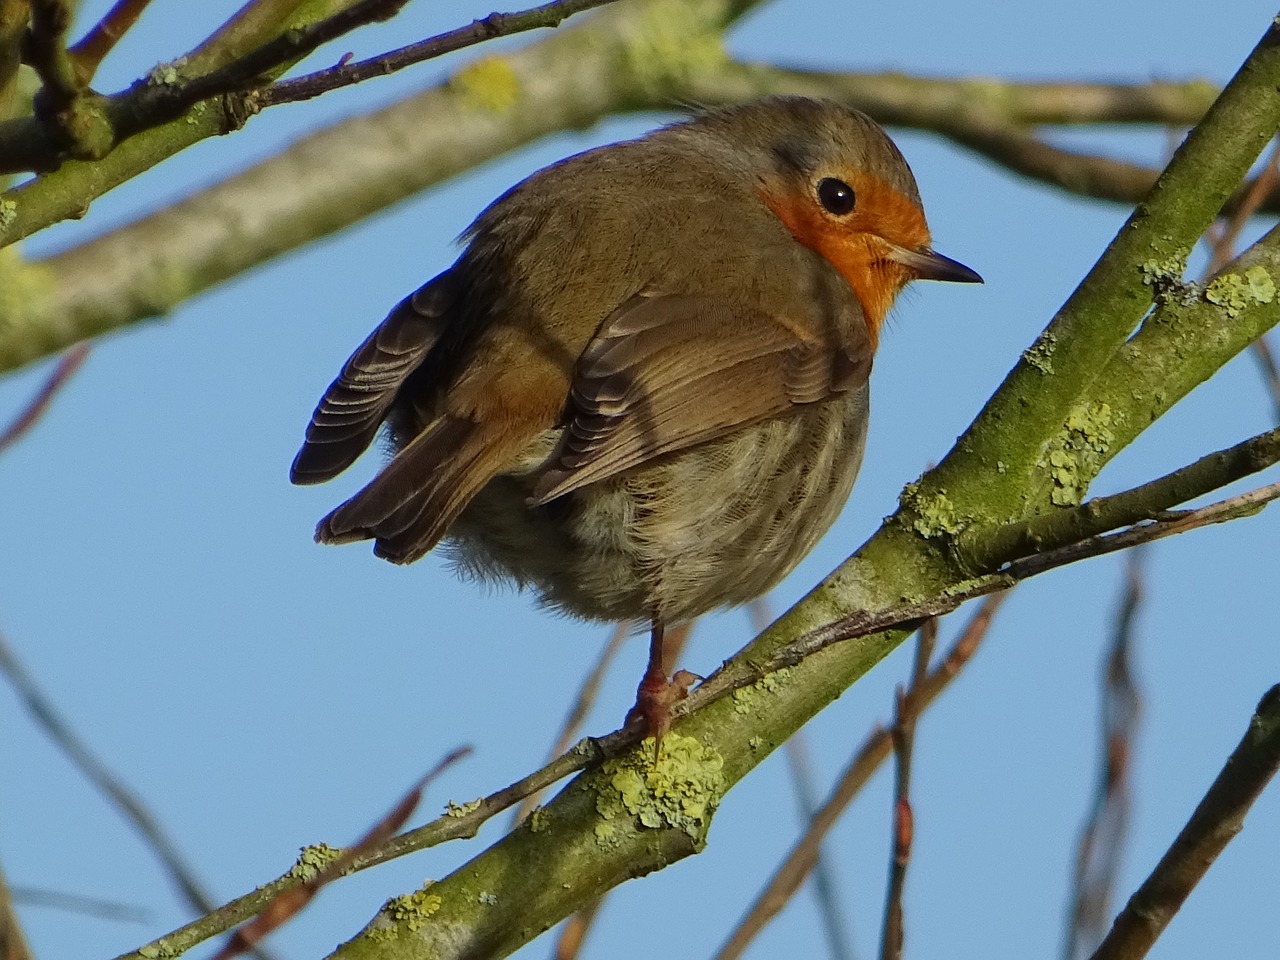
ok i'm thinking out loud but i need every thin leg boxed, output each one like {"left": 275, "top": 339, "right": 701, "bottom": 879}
{"left": 632, "top": 616, "right": 670, "bottom": 762}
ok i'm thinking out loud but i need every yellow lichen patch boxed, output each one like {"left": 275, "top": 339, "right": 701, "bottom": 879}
{"left": 452, "top": 56, "right": 520, "bottom": 113}
{"left": 1041, "top": 402, "right": 1116, "bottom": 506}
{"left": 287, "top": 842, "right": 343, "bottom": 882}
{"left": 528, "top": 806, "right": 551, "bottom": 833}
{"left": 383, "top": 886, "right": 443, "bottom": 933}
{"left": 445, "top": 798, "right": 482, "bottom": 818}
{"left": 595, "top": 733, "right": 725, "bottom": 847}
{"left": 1206, "top": 265, "right": 1276, "bottom": 319}
{"left": 910, "top": 489, "right": 964, "bottom": 538}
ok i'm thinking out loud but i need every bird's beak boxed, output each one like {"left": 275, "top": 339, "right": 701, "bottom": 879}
{"left": 889, "top": 245, "right": 983, "bottom": 284}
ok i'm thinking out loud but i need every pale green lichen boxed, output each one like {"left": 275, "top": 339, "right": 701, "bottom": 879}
{"left": 137, "top": 943, "right": 177, "bottom": 959}
{"left": 528, "top": 806, "right": 551, "bottom": 833}
{"left": 623, "top": 0, "right": 727, "bottom": 93}
{"left": 1205, "top": 265, "right": 1276, "bottom": 319}
{"left": 1023, "top": 332, "right": 1057, "bottom": 374}
{"left": 452, "top": 56, "right": 520, "bottom": 112}
{"left": 732, "top": 669, "right": 791, "bottom": 713}
{"left": 380, "top": 886, "right": 442, "bottom": 934}
{"left": 147, "top": 61, "right": 181, "bottom": 86}
{"left": 0, "top": 198, "right": 15, "bottom": 231}
{"left": 478, "top": 891, "right": 499, "bottom": 906}
{"left": 1140, "top": 256, "right": 1198, "bottom": 306}
{"left": 287, "top": 842, "right": 343, "bottom": 882}
{"left": 748, "top": 736, "right": 763, "bottom": 751}
{"left": 445, "top": 798, "right": 481, "bottom": 818}
{"left": 595, "top": 733, "right": 725, "bottom": 847}
{"left": 911, "top": 490, "right": 964, "bottom": 538}
{"left": 1041, "top": 402, "right": 1116, "bottom": 506}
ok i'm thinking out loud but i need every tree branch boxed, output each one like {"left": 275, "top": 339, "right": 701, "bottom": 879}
{"left": 1089, "top": 685, "right": 1280, "bottom": 960}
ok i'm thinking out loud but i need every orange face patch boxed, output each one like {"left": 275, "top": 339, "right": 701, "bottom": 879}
{"left": 760, "top": 171, "right": 931, "bottom": 347}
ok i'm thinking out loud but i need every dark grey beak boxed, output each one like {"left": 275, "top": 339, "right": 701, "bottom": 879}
{"left": 889, "top": 245, "right": 983, "bottom": 284}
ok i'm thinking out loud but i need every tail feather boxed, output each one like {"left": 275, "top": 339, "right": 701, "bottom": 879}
{"left": 316, "top": 416, "right": 533, "bottom": 564}
{"left": 291, "top": 278, "right": 452, "bottom": 485}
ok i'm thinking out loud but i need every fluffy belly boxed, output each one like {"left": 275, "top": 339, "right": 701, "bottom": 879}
{"left": 444, "top": 387, "right": 869, "bottom": 624}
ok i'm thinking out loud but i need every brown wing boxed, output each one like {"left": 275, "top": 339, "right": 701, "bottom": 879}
{"left": 530, "top": 292, "right": 871, "bottom": 504}
{"left": 289, "top": 272, "right": 457, "bottom": 485}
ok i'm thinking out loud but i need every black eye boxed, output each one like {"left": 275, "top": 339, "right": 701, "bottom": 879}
{"left": 816, "top": 177, "right": 856, "bottom": 216}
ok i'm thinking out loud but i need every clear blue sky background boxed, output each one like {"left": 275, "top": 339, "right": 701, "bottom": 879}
{"left": 3, "top": 2, "right": 1278, "bottom": 959}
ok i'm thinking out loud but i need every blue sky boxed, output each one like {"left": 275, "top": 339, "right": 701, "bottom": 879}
{"left": 3, "top": 2, "right": 1278, "bottom": 959}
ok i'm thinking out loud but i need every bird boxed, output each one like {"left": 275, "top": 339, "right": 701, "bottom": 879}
{"left": 290, "top": 95, "right": 980, "bottom": 748}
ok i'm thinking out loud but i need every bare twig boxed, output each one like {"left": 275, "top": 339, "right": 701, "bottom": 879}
{"left": 67, "top": 0, "right": 157, "bottom": 82}
{"left": 1089, "top": 684, "right": 1280, "bottom": 960}
{"left": 716, "top": 596, "right": 1006, "bottom": 960}
{"left": 1064, "top": 551, "right": 1145, "bottom": 960}
{"left": 0, "top": 343, "right": 88, "bottom": 456}
{"left": 551, "top": 897, "right": 603, "bottom": 960}
{"left": 9, "top": 885, "right": 149, "bottom": 924}
{"left": 749, "top": 599, "right": 855, "bottom": 960}
{"left": 513, "top": 621, "right": 632, "bottom": 824}
{"left": 0, "top": 627, "right": 221, "bottom": 917}
{"left": 265, "top": 0, "right": 626, "bottom": 106}
{"left": 210, "top": 747, "right": 471, "bottom": 960}
{"left": 1201, "top": 139, "right": 1280, "bottom": 424}
{"left": 1252, "top": 336, "right": 1280, "bottom": 425}
{"left": 879, "top": 620, "right": 935, "bottom": 960}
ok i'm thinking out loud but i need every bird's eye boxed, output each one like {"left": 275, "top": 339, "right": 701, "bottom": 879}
{"left": 816, "top": 177, "right": 856, "bottom": 216}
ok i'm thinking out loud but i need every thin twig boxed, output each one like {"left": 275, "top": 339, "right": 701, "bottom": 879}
{"left": 211, "top": 747, "right": 471, "bottom": 960}
{"left": 1201, "top": 139, "right": 1280, "bottom": 424}
{"left": 879, "top": 620, "right": 935, "bottom": 960}
{"left": 716, "top": 596, "right": 1007, "bottom": 960}
{"left": 9, "top": 885, "right": 149, "bottom": 924}
{"left": 0, "top": 627, "right": 221, "bottom": 917}
{"left": 551, "top": 897, "right": 603, "bottom": 960}
{"left": 264, "top": 0, "right": 625, "bottom": 106}
{"left": 67, "top": 0, "right": 156, "bottom": 82}
{"left": 749, "top": 599, "right": 856, "bottom": 960}
{"left": 1089, "top": 684, "right": 1280, "bottom": 960}
{"left": 0, "top": 343, "right": 88, "bottom": 455}
{"left": 513, "top": 621, "right": 632, "bottom": 824}
{"left": 1064, "top": 550, "right": 1145, "bottom": 960}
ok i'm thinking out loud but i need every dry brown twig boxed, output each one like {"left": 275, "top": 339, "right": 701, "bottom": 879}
{"left": 1088, "top": 685, "right": 1280, "bottom": 960}
{"left": 0, "top": 342, "right": 87, "bottom": 456}
{"left": 0, "top": 625, "right": 222, "bottom": 917}
{"left": 1202, "top": 140, "right": 1280, "bottom": 424}
{"left": 1064, "top": 550, "right": 1145, "bottom": 960}
{"left": 66, "top": 0, "right": 157, "bottom": 82}
{"left": 749, "top": 599, "right": 854, "bottom": 960}
{"left": 715, "top": 594, "right": 1008, "bottom": 960}
{"left": 879, "top": 618, "right": 936, "bottom": 960}
{"left": 210, "top": 747, "right": 471, "bottom": 960}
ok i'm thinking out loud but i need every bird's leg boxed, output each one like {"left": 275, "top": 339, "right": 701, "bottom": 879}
{"left": 630, "top": 615, "right": 670, "bottom": 762}
{"left": 628, "top": 616, "right": 700, "bottom": 762}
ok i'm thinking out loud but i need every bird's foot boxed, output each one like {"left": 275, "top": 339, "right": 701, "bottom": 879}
{"left": 627, "top": 668, "right": 699, "bottom": 763}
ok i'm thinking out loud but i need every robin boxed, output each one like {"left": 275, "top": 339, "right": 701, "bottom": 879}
{"left": 291, "top": 96, "right": 980, "bottom": 746}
